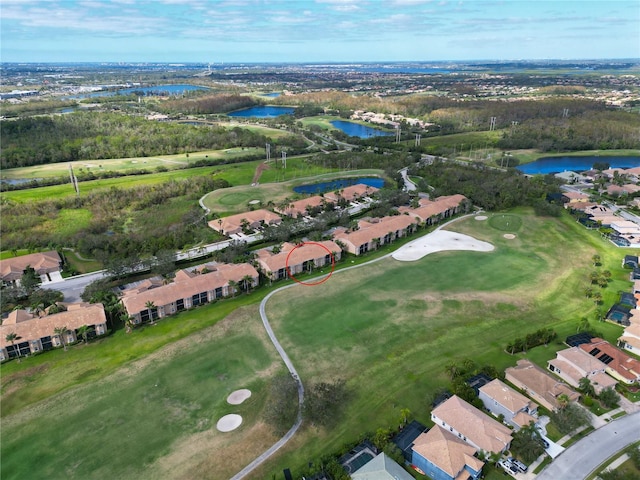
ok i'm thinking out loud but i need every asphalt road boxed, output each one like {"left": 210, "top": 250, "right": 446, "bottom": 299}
{"left": 535, "top": 411, "right": 640, "bottom": 480}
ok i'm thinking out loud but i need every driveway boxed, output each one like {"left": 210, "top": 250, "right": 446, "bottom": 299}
{"left": 535, "top": 411, "right": 640, "bottom": 480}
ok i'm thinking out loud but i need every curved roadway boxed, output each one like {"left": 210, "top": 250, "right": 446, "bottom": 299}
{"left": 229, "top": 217, "right": 476, "bottom": 479}
{"left": 536, "top": 411, "right": 640, "bottom": 480}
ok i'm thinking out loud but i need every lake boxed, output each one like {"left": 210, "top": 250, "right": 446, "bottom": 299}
{"left": 330, "top": 120, "right": 394, "bottom": 139}
{"left": 67, "top": 84, "right": 209, "bottom": 99}
{"left": 228, "top": 106, "right": 294, "bottom": 118}
{"left": 517, "top": 156, "right": 640, "bottom": 175}
{"left": 294, "top": 177, "right": 385, "bottom": 194}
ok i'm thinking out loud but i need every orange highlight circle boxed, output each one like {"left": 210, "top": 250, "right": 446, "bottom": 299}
{"left": 285, "top": 242, "right": 335, "bottom": 286}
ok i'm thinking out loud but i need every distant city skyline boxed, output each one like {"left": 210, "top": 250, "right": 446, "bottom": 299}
{"left": 1, "top": 0, "right": 639, "bottom": 63}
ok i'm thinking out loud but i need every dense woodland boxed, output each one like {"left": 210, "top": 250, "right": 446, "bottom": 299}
{"left": 0, "top": 112, "right": 271, "bottom": 168}
{"left": 411, "top": 160, "right": 564, "bottom": 213}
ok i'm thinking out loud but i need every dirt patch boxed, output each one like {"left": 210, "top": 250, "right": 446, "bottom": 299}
{"left": 475, "top": 215, "right": 488, "bottom": 221}
{"left": 252, "top": 162, "right": 270, "bottom": 185}
{"left": 504, "top": 233, "right": 516, "bottom": 239}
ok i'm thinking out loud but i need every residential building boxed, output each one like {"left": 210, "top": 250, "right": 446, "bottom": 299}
{"left": 505, "top": 359, "right": 580, "bottom": 411}
{"left": 392, "top": 420, "right": 429, "bottom": 463}
{"left": 0, "top": 250, "right": 62, "bottom": 286}
{"left": 400, "top": 194, "right": 468, "bottom": 226}
{"left": 430, "top": 395, "right": 512, "bottom": 455}
{"left": 561, "top": 191, "right": 590, "bottom": 204}
{"left": 547, "top": 347, "right": 617, "bottom": 394}
{"left": 323, "top": 183, "right": 379, "bottom": 203}
{"left": 478, "top": 379, "right": 538, "bottom": 430}
{"left": 254, "top": 241, "right": 341, "bottom": 281}
{"left": 411, "top": 426, "right": 484, "bottom": 480}
{"left": 274, "top": 195, "right": 329, "bottom": 218}
{"left": 618, "top": 323, "right": 640, "bottom": 355}
{"left": 0, "top": 303, "right": 108, "bottom": 361}
{"left": 121, "top": 263, "right": 259, "bottom": 324}
{"left": 333, "top": 214, "right": 419, "bottom": 255}
{"left": 351, "top": 452, "right": 414, "bottom": 480}
{"left": 579, "top": 338, "right": 640, "bottom": 385}
{"left": 208, "top": 209, "right": 281, "bottom": 236}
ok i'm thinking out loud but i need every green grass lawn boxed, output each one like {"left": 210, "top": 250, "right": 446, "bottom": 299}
{"left": 1, "top": 306, "right": 281, "bottom": 480}
{"left": 252, "top": 209, "right": 629, "bottom": 477}
{"left": 1, "top": 208, "right": 635, "bottom": 479}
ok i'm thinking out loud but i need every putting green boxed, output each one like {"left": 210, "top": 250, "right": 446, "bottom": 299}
{"left": 488, "top": 213, "right": 523, "bottom": 231}
{"left": 218, "top": 192, "right": 253, "bottom": 206}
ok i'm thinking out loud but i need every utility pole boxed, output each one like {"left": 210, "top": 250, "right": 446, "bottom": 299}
{"left": 265, "top": 143, "right": 271, "bottom": 162}
{"left": 415, "top": 133, "right": 421, "bottom": 146}
{"left": 395, "top": 125, "right": 401, "bottom": 143}
{"left": 489, "top": 116, "right": 496, "bottom": 131}
{"left": 69, "top": 164, "right": 79, "bottom": 197}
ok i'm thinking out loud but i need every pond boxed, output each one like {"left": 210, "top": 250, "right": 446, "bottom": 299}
{"left": 517, "top": 155, "right": 640, "bottom": 174}
{"left": 67, "top": 84, "right": 209, "bottom": 99}
{"left": 228, "top": 106, "right": 295, "bottom": 118}
{"left": 330, "top": 120, "right": 394, "bottom": 139}
{"left": 294, "top": 177, "right": 384, "bottom": 194}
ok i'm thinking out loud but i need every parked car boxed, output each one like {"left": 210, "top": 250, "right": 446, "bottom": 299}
{"left": 508, "top": 457, "right": 528, "bottom": 473}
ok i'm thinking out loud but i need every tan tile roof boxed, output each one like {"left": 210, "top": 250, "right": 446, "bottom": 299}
{"left": 0, "top": 303, "right": 107, "bottom": 348}
{"left": 505, "top": 360, "right": 580, "bottom": 410}
{"left": 579, "top": 338, "right": 640, "bottom": 382}
{"left": 255, "top": 241, "right": 341, "bottom": 273}
{"left": 333, "top": 214, "right": 418, "bottom": 249}
{"left": 324, "top": 183, "right": 379, "bottom": 202}
{"left": 431, "top": 395, "right": 512, "bottom": 453}
{"left": 556, "top": 347, "right": 610, "bottom": 374}
{"left": 412, "top": 426, "right": 484, "bottom": 478}
{"left": 0, "top": 250, "right": 62, "bottom": 281}
{"left": 512, "top": 411, "right": 537, "bottom": 428}
{"left": 479, "top": 379, "right": 533, "bottom": 414}
{"left": 208, "top": 209, "right": 281, "bottom": 234}
{"left": 563, "top": 191, "right": 590, "bottom": 200}
{"left": 619, "top": 335, "right": 640, "bottom": 350}
{"left": 274, "top": 195, "right": 328, "bottom": 217}
{"left": 121, "top": 263, "right": 258, "bottom": 314}
{"left": 403, "top": 195, "right": 467, "bottom": 222}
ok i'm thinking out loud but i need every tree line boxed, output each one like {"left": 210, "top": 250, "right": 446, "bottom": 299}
{"left": 1, "top": 112, "right": 270, "bottom": 168}
{"left": 411, "top": 160, "right": 564, "bottom": 213}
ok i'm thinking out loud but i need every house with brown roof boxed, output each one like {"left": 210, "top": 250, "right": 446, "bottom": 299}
{"left": 411, "top": 426, "right": 484, "bottom": 480}
{"left": 333, "top": 214, "right": 419, "bottom": 255}
{"left": 430, "top": 395, "right": 512, "bottom": 455}
{"left": 505, "top": 359, "right": 579, "bottom": 411}
{"left": 579, "top": 338, "right": 640, "bottom": 385}
{"left": 0, "top": 250, "right": 62, "bottom": 286}
{"left": 208, "top": 209, "right": 281, "bottom": 236}
{"left": 254, "top": 241, "right": 341, "bottom": 281}
{"left": 400, "top": 194, "right": 468, "bottom": 226}
{"left": 273, "top": 195, "right": 330, "bottom": 218}
{"left": 0, "top": 303, "right": 108, "bottom": 361}
{"left": 121, "top": 263, "right": 258, "bottom": 324}
{"left": 618, "top": 323, "right": 640, "bottom": 356}
{"left": 547, "top": 347, "right": 617, "bottom": 394}
{"left": 478, "top": 379, "right": 538, "bottom": 430}
{"left": 323, "top": 183, "right": 379, "bottom": 203}
{"left": 562, "top": 191, "right": 591, "bottom": 204}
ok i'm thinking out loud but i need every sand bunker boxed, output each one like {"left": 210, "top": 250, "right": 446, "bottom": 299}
{"left": 503, "top": 234, "right": 516, "bottom": 239}
{"left": 475, "top": 215, "right": 488, "bottom": 221}
{"left": 227, "top": 389, "right": 252, "bottom": 405}
{"left": 392, "top": 229, "right": 494, "bottom": 262}
{"left": 216, "top": 414, "right": 243, "bottom": 432}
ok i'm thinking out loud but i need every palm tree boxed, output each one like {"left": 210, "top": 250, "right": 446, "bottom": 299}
{"left": 557, "top": 393, "right": 571, "bottom": 409}
{"left": 5, "top": 332, "right": 21, "bottom": 363}
{"left": 592, "top": 254, "right": 601, "bottom": 267}
{"left": 445, "top": 361, "right": 460, "bottom": 380}
{"left": 228, "top": 280, "right": 238, "bottom": 297}
{"left": 77, "top": 325, "right": 93, "bottom": 344}
{"left": 145, "top": 301, "right": 157, "bottom": 324}
{"left": 241, "top": 274, "right": 254, "bottom": 294}
{"left": 53, "top": 326, "right": 69, "bottom": 351}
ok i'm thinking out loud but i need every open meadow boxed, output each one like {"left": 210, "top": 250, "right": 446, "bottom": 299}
{"left": 1, "top": 209, "right": 633, "bottom": 480}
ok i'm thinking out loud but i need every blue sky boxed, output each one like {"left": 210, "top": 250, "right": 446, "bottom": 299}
{"left": 1, "top": 0, "right": 639, "bottom": 63}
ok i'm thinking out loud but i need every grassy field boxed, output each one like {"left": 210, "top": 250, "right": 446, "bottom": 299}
{"left": 1, "top": 208, "right": 634, "bottom": 480}
{"left": 0, "top": 147, "right": 265, "bottom": 181}
{"left": 1, "top": 306, "right": 282, "bottom": 480}
{"left": 252, "top": 209, "right": 629, "bottom": 478}
{"left": 510, "top": 148, "right": 640, "bottom": 165}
